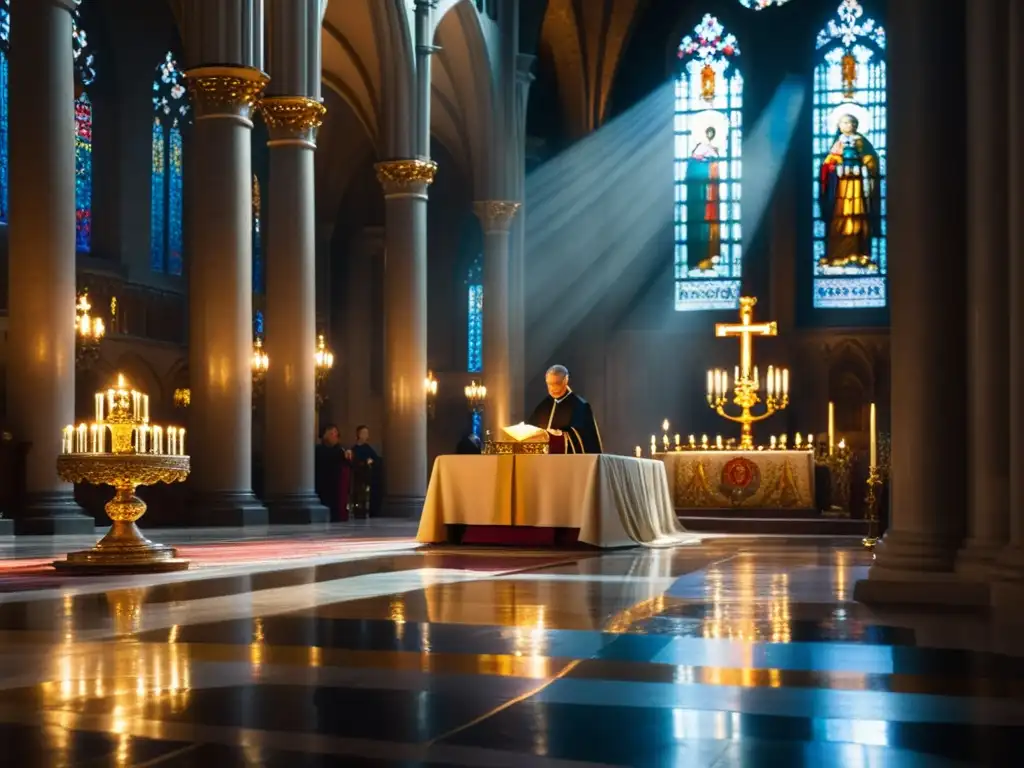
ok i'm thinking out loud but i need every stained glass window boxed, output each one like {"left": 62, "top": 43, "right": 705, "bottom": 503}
{"left": 252, "top": 174, "right": 263, "bottom": 294}
{"left": 72, "top": 12, "right": 95, "bottom": 253}
{"left": 151, "top": 51, "right": 189, "bottom": 275}
{"left": 812, "top": 0, "right": 887, "bottom": 309}
{"left": 738, "top": 0, "right": 792, "bottom": 8}
{"left": 466, "top": 252, "right": 483, "bottom": 372}
{"left": 0, "top": 0, "right": 10, "bottom": 224}
{"left": 674, "top": 14, "right": 743, "bottom": 311}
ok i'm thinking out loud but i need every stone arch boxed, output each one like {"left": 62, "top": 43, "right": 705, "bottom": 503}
{"left": 827, "top": 339, "right": 874, "bottom": 435}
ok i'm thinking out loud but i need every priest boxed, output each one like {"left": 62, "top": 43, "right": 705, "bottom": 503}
{"left": 527, "top": 365, "right": 603, "bottom": 454}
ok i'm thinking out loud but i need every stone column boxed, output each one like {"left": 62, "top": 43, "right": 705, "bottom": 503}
{"left": 474, "top": 201, "right": 521, "bottom": 435}
{"left": 993, "top": 1, "right": 1024, "bottom": 607}
{"left": 375, "top": 160, "right": 436, "bottom": 516}
{"left": 184, "top": 27, "right": 268, "bottom": 523}
{"left": 958, "top": 0, "right": 1010, "bottom": 576}
{"left": 5, "top": 0, "right": 92, "bottom": 534}
{"left": 344, "top": 227, "right": 384, "bottom": 437}
{"left": 259, "top": 0, "right": 328, "bottom": 523}
{"left": 509, "top": 54, "right": 535, "bottom": 422}
{"left": 854, "top": 0, "right": 970, "bottom": 603}
{"left": 413, "top": 0, "right": 437, "bottom": 159}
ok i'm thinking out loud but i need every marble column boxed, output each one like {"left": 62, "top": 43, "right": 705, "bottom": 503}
{"left": 259, "top": 0, "right": 328, "bottom": 523}
{"left": 509, "top": 54, "right": 535, "bottom": 422}
{"left": 375, "top": 160, "right": 436, "bottom": 516}
{"left": 474, "top": 201, "right": 521, "bottom": 435}
{"left": 344, "top": 227, "right": 384, "bottom": 438}
{"left": 958, "top": 0, "right": 1010, "bottom": 576}
{"left": 5, "top": 0, "right": 92, "bottom": 534}
{"left": 993, "top": 0, "right": 1024, "bottom": 606}
{"left": 854, "top": 0, "right": 970, "bottom": 603}
{"left": 184, "top": 67, "right": 269, "bottom": 525}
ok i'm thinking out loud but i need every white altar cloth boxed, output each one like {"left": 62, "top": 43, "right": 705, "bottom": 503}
{"left": 416, "top": 454, "right": 702, "bottom": 549}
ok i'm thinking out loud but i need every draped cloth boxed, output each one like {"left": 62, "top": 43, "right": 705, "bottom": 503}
{"left": 417, "top": 454, "right": 703, "bottom": 549}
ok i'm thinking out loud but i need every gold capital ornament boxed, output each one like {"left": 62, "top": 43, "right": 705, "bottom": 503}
{"left": 375, "top": 158, "right": 438, "bottom": 197}
{"left": 259, "top": 95, "right": 327, "bottom": 146}
{"left": 473, "top": 201, "right": 521, "bottom": 233}
{"left": 185, "top": 65, "right": 269, "bottom": 121}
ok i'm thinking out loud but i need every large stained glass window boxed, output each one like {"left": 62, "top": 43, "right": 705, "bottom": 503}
{"left": 151, "top": 51, "right": 189, "bottom": 275}
{"left": 738, "top": 0, "right": 792, "bottom": 8}
{"left": 72, "top": 12, "right": 95, "bottom": 253}
{"left": 466, "top": 252, "right": 483, "bottom": 373}
{"left": 674, "top": 14, "right": 743, "bottom": 311}
{"left": 812, "top": 0, "right": 887, "bottom": 308}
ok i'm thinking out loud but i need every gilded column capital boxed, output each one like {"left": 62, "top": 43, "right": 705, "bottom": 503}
{"left": 474, "top": 201, "right": 521, "bottom": 233}
{"left": 259, "top": 96, "right": 327, "bottom": 147}
{"left": 375, "top": 159, "right": 438, "bottom": 198}
{"left": 185, "top": 66, "right": 269, "bottom": 123}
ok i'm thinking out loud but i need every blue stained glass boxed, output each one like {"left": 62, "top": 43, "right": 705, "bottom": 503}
{"left": 74, "top": 93, "right": 92, "bottom": 252}
{"left": 168, "top": 122, "right": 183, "bottom": 276}
{"left": 738, "top": 0, "right": 792, "bottom": 7}
{"left": 812, "top": 0, "right": 887, "bottom": 309}
{"left": 253, "top": 174, "right": 263, "bottom": 294}
{"left": 254, "top": 310, "right": 264, "bottom": 337}
{"left": 674, "top": 14, "right": 743, "bottom": 311}
{"left": 149, "top": 117, "right": 166, "bottom": 272}
{"left": 467, "top": 252, "right": 483, "bottom": 372}
{"left": 0, "top": 48, "right": 8, "bottom": 225}
{"left": 471, "top": 410, "right": 482, "bottom": 438}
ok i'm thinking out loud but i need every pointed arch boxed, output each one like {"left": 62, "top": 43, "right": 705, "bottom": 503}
{"left": 673, "top": 13, "right": 743, "bottom": 311}
{"left": 812, "top": 0, "right": 887, "bottom": 308}
{"left": 151, "top": 50, "right": 189, "bottom": 275}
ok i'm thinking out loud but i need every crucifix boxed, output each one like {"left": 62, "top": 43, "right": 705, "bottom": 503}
{"left": 715, "top": 296, "right": 777, "bottom": 382}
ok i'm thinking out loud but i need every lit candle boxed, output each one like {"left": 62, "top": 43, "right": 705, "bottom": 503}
{"left": 734, "top": 365, "right": 740, "bottom": 383}
{"left": 838, "top": 437, "right": 846, "bottom": 452}
{"left": 178, "top": 429, "right": 185, "bottom": 456}
{"left": 688, "top": 434, "right": 696, "bottom": 448}
{"left": 716, "top": 434, "right": 723, "bottom": 449}
{"left": 774, "top": 367, "right": 782, "bottom": 397}
{"left": 142, "top": 394, "right": 150, "bottom": 423}
{"left": 674, "top": 433, "right": 680, "bottom": 447}
{"left": 770, "top": 435, "right": 777, "bottom": 449}
{"left": 706, "top": 370, "right": 713, "bottom": 399}
{"left": 155, "top": 426, "right": 164, "bottom": 455}
{"left": 94, "top": 393, "right": 104, "bottom": 424}
{"left": 132, "top": 427, "right": 138, "bottom": 452}
{"left": 132, "top": 391, "right": 140, "bottom": 421}
{"left": 795, "top": 432, "right": 803, "bottom": 447}
{"left": 869, "top": 402, "right": 877, "bottom": 468}
{"left": 828, "top": 402, "right": 835, "bottom": 455}
{"left": 635, "top": 445, "right": 642, "bottom": 458}
{"left": 107, "top": 389, "right": 114, "bottom": 414}
{"left": 766, "top": 366, "right": 775, "bottom": 397}
{"left": 98, "top": 424, "right": 106, "bottom": 453}
{"left": 662, "top": 419, "right": 670, "bottom": 434}
{"left": 662, "top": 433, "right": 669, "bottom": 450}
{"left": 650, "top": 435, "right": 656, "bottom": 455}
{"left": 753, "top": 366, "right": 759, "bottom": 390}
{"left": 62, "top": 425, "right": 73, "bottom": 454}
{"left": 722, "top": 370, "right": 729, "bottom": 396}
{"left": 780, "top": 434, "right": 788, "bottom": 449}
{"left": 782, "top": 368, "right": 789, "bottom": 395}
{"left": 701, "top": 434, "right": 708, "bottom": 448}
{"left": 140, "top": 424, "right": 149, "bottom": 454}
{"left": 90, "top": 424, "right": 97, "bottom": 453}
{"left": 169, "top": 427, "right": 177, "bottom": 456}
{"left": 76, "top": 424, "right": 86, "bottom": 454}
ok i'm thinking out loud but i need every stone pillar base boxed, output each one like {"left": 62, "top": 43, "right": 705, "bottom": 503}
{"left": 991, "top": 545, "right": 1024, "bottom": 612}
{"left": 956, "top": 538, "right": 1006, "bottom": 579}
{"left": 15, "top": 492, "right": 95, "bottom": 536}
{"left": 381, "top": 495, "right": 425, "bottom": 519}
{"left": 191, "top": 492, "right": 268, "bottom": 527}
{"left": 853, "top": 572, "right": 990, "bottom": 609}
{"left": 0, "top": 518, "right": 15, "bottom": 536}
{"left": 870, "top": 529, "right": 960, "bottom": 574}
{"left": 266, "top": 494, "right": 330, "bottom": 525}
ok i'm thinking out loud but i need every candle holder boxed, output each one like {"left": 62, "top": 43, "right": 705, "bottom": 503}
{"left": 314, "top": 333, "right": 334, "bottom": 409}
{"left": 54, "top": 374, "right": 190, "bottom": 573}
{"left": 863, "top": 465, "right": 882, "bottom": 550}
{"left": 816, "top": 440, "right": 852, "bottom": 517}
{"left": 75, "top": 290, "right": 105, "bottom": 372}
{"left": 251, "top": 337, "right": 269, "bottom": 404}
{"left": 425, "top": 370, "right": 438, "bottom": 420}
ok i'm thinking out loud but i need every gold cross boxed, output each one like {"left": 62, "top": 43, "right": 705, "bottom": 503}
{"left": 714, "top": 296, "right": 777, "bottom": 380}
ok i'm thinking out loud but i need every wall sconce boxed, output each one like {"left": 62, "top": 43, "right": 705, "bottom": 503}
{"left": 425, "top": 370, "right": 438, "bottom": 419}
{"left": 173, "top": 388, "right": 191, "bottom": 408}
{"left": 75, "top": 291, "right": 105, "bottom": 371}
{"left": 251, "top": 337, "right": 269, "bottom": 403}
{"left": 464, "top": 380, "right": 486, "bottom": 414}
{"left": 314, "top": 333, "right": 334, "bottom": 409}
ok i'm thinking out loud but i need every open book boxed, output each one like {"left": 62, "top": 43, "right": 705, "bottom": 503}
{"left": 501, "top": 422, "right": 549, "bottom": 443}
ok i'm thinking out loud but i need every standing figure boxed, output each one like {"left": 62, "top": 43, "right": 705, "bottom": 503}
{"left": 527, "top": 365, "right": 602, "bottom": 454}
{"left": 819, "top": 111, "right": 881, "bottom": 268}
{"left": 685, "top": 125, "right": 723, "bottom": 271}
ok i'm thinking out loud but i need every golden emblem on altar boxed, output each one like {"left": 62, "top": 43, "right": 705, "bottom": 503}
{"left": 705, "top": 296, "right": 790, "bottom": 449}
{"left": 484, "top": 423, "right": 550, "bottom": 455}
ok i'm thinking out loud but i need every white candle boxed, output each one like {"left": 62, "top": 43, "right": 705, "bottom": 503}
{"left": 132, "top": 391, "right": 140, "bottom": 421}
{"left": 716, "top": 434, "right": 723, "bottom": 449}
{"left": 94, "top": 393, "right": 104, "bottom": 424}
{"left": 107, "top": 389, "right": 114, "bottom": 414}
{"left": 706, "top": 370, "right": 713, "bottom": 397}
{"left": 99, "top": 424, "right": 106, "bottom": 453}
{"left": 869, "top": 402, "right": 877, "bottom": 468}
{"left": 662, "top": 434, "right": 669, "bottom": 449}
{"left": 76, "top": 424, "right": 86, "bottom": 453}
{"left": 154, "top": 426, "right": 163, "bottom": 455}
{"left": 178, "top": 428, "right": 185, "bottom": 456}
{"left": 828, "top": 402, "right": 835, "bottom": 455}
{"left": 169, "top": 427, "right": 178, "bottom": 455}
{"left": 140, "top": 425, "right": 149, "bottom": 454}
{"left": 766, "top": 366, "right": 775, "bottom": 396}
{"left": 62, "top": 425, "right": 73, "bottom": 454}
{"left": 780, "top": 434, "right": 788, "bottom": 449}
{"left": 795, "top": 432, "right": 802, "bottom": 447}
{"left": 734, "top": 365, "right": 740, "bottom": 383}
{"left": 701, "top": 434, "right": 708, "bottom": 447}
{"left": 142, "top": 394, "right": 150, "bottom": 423}
{"left": 753, "top": 366, "right": 759, "bottom": 390}
{"left": 89, "top": 424, "right": 97, "bottom": 453}
{"left": 775, "top": 368, "right": 782, "bottom": 397}
{"left": 770, "top": 435, "right": 777, "bottom": 449}
{"left": 674, "top": 433, "right": 680, "bottom": 447}
{"left": 688, "top": 434, "right": 696, "bottom": 447}
{"left": 635, "top": 446, "right": 642, "bottom": 458}
{"left": 782, "top": 368, "right": 789, "bottom": 395}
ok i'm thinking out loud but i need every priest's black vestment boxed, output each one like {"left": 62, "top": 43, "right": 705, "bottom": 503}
{"left": 527, "top": 391, "right": 603, "bottom": 454}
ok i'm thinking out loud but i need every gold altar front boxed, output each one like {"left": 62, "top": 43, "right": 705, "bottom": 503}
{"left": 658, "top": 450, "right": 815, "bottom": 509}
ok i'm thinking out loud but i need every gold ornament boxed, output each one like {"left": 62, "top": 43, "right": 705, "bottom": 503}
{"left": 473, "top": 201, "right": 521, "bottom": 233}
{"left": 375, "top": 158, "right": 438, "bottom": 195}
{"left": 185, "top": 66, "right": 269, "bottom": 119}
{"left": 55, "top": 454, "right": 190, "bottom": 572}
{"left": 259, "top": 95, "right": 327, "bottom": 135}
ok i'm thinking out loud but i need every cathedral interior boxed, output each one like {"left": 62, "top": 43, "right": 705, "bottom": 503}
{"left": 0, "top": 0, "right": 1021, "bottom": 765}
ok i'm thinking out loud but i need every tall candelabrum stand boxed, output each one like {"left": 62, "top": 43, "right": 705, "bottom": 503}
{"left": 816, "top": 443, "right": 853, "bottom": 517}
{"left": 54, "top": 377, "right": 190, "bottom": 573}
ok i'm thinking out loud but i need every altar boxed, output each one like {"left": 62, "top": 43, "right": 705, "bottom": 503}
{"left": 658, "top": 449, "right": 816, "bottom": 509}
{"left": 416, "top": 454, "right": 701, "bottom": 549}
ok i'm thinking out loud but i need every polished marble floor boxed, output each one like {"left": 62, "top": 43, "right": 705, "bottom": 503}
{"left": 0, "top": 535, "right": 1018, "bottom": 766}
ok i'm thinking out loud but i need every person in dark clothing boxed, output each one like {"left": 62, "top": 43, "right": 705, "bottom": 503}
{"left": 346, "top": 425, "right": 381, "bottom": 518}
{"left": 315, "top": 424, "right": 345, "bottom": 519}
{"left": 455, "top": 433, "right": 483, "bottom": 454}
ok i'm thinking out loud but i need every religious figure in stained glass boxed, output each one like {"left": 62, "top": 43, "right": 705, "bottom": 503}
{"left": 72, "top": 10, "right": 96, "bottom": 253}
{"left": 811, "top": 0, "right": 887, "bottom": 309}
{"left": 818, "top": 106, "right": 880, "bottom": 268}
{"left": 466, "top": 252, "right": 483, "bottom": 373}
{"left": 151, "top": 51, "right": 189, "bottom": 275}
{"left": 674, "top": 14, "right": 743, "bottom": 311}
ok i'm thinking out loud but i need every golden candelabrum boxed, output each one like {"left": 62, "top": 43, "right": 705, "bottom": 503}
{"left": 815, "top": 438, "right": 853, "bottom": 517}
{"left": 465, "top": 380, "right": 486, "bottom": 415}
{"left": 314, "top": 333, "right": 334, "bottom": 409}
{"left": 55, "top": 374, "right": 190, "bottom": 573}
{"left": 863, "top": 465, "right": 881, "bottom": 550}
{"left": 705, "top": 297, "right": 789, "bottom": 450}
{"left": 75, "top": 291, "right": 105, "bottom": 371}
{"left": 425, "top": 370, "right": 438, "bottom": 420}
